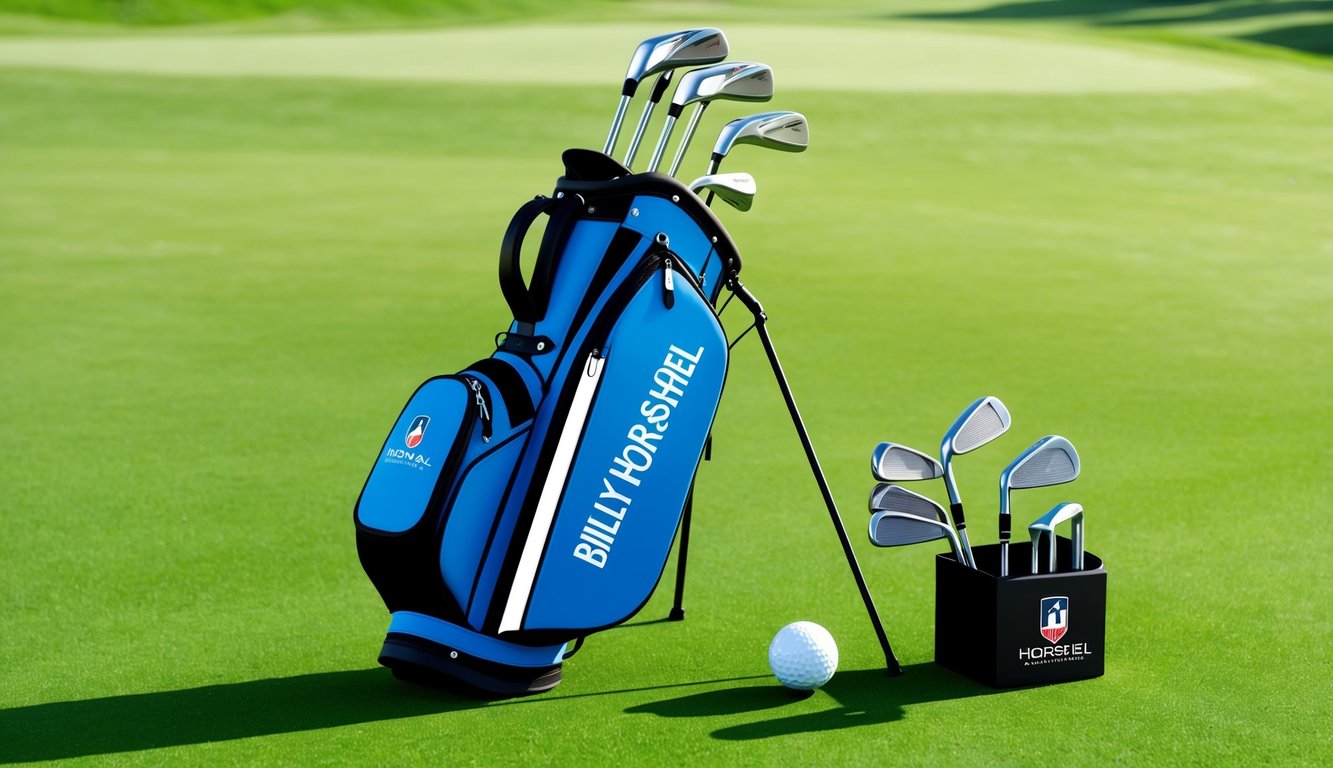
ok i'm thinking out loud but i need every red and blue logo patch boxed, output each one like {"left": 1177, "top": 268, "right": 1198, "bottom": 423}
{"left": 405, "top": 415, "right": 429, "bottom": 449}
{"left": 1040, "top": 596, "right": 1068, "bottom": 644}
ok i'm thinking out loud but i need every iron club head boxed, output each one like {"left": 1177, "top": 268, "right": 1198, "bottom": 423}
{"left": 649, "top": 62, "right": 774, "bottom": 173}
{"left": 1028, "top": 501, "right": 1085, "bottom": 573}
{"left": 999, "top": 435, "right": 1081, "bottom": 520}
{"left": 707, "top": 111, "right": 809, "bottom": 174}
{"left": 869, "top": 511, "right": 965, "bottom": 562}
{"left": 605, "top": 28, "right": 729, "bottom": 155}
{"left": 871, "top": 442, "right": 944, "bottom": 483}
{"left": 688, "top": 172, "right": 756, "bottom": 211}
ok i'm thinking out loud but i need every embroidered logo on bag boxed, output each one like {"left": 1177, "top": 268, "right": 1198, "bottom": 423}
{"left": 1040, "top": 596, "right": 1069, "bottom": 644}
{"left": 405, "top": 415, "right": 429, "bottom": 449}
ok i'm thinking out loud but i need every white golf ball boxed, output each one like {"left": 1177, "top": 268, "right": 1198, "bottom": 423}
{"left": 768, "top": 621, "right": 838, "bottom": 690}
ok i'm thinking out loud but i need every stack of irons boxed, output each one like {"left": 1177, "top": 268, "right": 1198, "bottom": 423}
{"left": 599, "top": 28, "right": 809, "bottom": 211}
{"left": 866, "top": 396, "right": 1087, "bottom": 577}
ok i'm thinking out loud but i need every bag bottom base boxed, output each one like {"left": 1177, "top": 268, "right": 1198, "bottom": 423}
{"left": 379, "top": 632, "right": 563, "bottom": 698}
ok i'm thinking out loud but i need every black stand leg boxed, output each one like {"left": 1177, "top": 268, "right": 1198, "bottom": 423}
{"left": 669, "top": 486, "right": 693, "bottom": 621}
{"left": 728, "top": 276, "right": 903, "bottom": 676}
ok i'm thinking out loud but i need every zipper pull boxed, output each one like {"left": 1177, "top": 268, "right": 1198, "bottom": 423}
{"left": 469, "top": 378, "right": 492, "bottom": 442}
{"left": 662, "top": 258, "right": 675, "bottom": 309}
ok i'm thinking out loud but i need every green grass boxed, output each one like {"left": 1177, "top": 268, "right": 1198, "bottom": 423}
{"left": 1, "top": 3, "right": 1331, "bottom": 766}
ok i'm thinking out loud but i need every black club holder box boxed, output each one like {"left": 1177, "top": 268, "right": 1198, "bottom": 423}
{"left": 935, "top": 538, "right": 1106, "bottom": 688}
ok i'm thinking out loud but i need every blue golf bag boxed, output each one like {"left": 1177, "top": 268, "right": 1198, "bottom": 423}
{"left": 354, "top": 150, "right": 744, "bottom": 697}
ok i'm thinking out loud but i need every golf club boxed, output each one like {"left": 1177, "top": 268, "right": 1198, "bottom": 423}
{"left": 604, "top": 28, "right": 729, "bottom": 157}
{"left": 1029, "top": 501, "right": 1085, "bottom": 574}
{"left": 688, "top": 172, "right": 756, "bottom": 211}
{"left": 939, "top": 396, "right": 1012, "bottom": 570}
{"left": 868, "top": 485, "right": 965, "bottom": 562}
{"left": 647, "top": 62, "right": 774, "bottom": 174}
{"left": 869, "top": 511, "right": 965, "bottom": 562}
{"left": 998, "top": 435, "right": 1081, "bottom": 577}
{"left": 707, "top": 111, "right": 809, "bottom": 175}
{"left": 871, "top": 442, "right": 944, "bottom": 483}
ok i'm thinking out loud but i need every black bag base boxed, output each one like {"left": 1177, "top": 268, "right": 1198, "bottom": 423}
{"left": 935, "top": 539, "right": 1106, "bottom": 689}
{"left": 379, "top": 633, "right": 563, "bottom": 699}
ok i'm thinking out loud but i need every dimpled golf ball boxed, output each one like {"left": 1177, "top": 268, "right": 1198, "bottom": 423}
{"left": 768, "top": 621, "right": 838, "bottom": 690}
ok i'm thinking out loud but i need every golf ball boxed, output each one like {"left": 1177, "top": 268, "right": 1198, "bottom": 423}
{"left": 768, "top": 621, "right": 838, "bottom": 690}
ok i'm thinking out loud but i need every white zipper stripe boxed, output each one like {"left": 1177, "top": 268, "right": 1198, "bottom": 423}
{"left": 498, "top": 352, "right": 606, "bottom": 634}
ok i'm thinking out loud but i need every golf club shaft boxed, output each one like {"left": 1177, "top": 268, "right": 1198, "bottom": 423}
{"left": 605, "top": 94, "right": 632, "bottom": 155}
{"left": 624, "top": 71, "right": 675, "bottom": 168}
{"left": 728, "top": 276, "right": 903, "bottom": 676}
{"left": 667, "top": 103, "right": 708, "bottom": 177}
{"left": 956, "top": 523, "right": 977, "bottom": 569}
{"left": 647, "top": 114, "right": 678, "bottom": 173}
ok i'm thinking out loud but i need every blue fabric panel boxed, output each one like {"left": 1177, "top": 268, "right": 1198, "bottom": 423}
{"left": 521, "top": 273, "right": 727, "bottom": 631}
{"left": 620, "top": 196, "right": 725, "bottom": 300}
{"left": 440, "top": 431, "right": 528, "bottom": 613}
{"left": 356, "top": 378, "right": 469, "bottom": 534}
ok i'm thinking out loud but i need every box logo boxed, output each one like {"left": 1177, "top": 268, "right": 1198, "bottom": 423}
{"left": 405, "top": 415, "right": 429, "bottom": 449}
{"left": 1040, "top": 596, "right": 1068, "bottom": 644}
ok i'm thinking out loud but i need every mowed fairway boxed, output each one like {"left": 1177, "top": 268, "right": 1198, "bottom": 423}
{"left": 1, "top": 10, "right": 1330, "bottom": 767}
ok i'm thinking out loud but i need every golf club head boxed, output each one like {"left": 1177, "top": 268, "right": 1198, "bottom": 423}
{"left": 606, "top": 28, "right": 728, "bottom": 155}
{"left": 670, "top": 62, "right": 774, "bottom": 110}
{"left": 871, "top": 442, "right": 944, "bottom": 483}
{"left": 689, "top": 172, "right": 756, "bottom": 211}
{"left": 869, "top": 484, "right": 948, "bottom": 522}
{"left": 943, "top": 396, "right": 1012, "bottom": 457}
{"left": 1028, "top": 501, "right": 1085, "bottom": 573}
{"left": 868, "top": 511, "right": 965, "bottom": 561}
{"left": 654, "top": 62, "right": 775, "bottom": 173}
{"left": 998, "top": 435, "right": 1081, "bottom": 518}
{"left": 709, "top": 111, "right": 809, "bottom": 173}
{"left": 624, "top": 28, "right": 729, "bottom": 88}
{"left": 939, "top": 396, "right": 1011, "bottom": 509}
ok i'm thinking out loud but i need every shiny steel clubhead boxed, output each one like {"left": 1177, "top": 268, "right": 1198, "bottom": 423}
{"left": 871, "top": 442, "right": 944, "bottom": 483}
{"left": 938, "top": 395, "right": 1010, "bottom": 569}
{"left": 605, "top": 28, "right": 729, "bottom": 155}
{"left": 943, "top": 396, "right": 1012, "bottom": 458}
{"left": 998, "top": 435, "right": 1080, "bottom": 577}
{"left": 869, "top": 484, "right": 949, "bottom": 522}
{"left": 1029, "top": 502, "right": 1085, "bottom": 573}
{"left": 649, "top": 62, "right": 775, "bottom": 174}
{"left": 707, "top": 111, "right": 809, "bottom": 174}
{"left": 999, "top": 435, "right": 1081, "bottom": 518}
{"left": 688, "top": 172, "right": 756, "bottom": 211}
{"left": 869, "top": 511, "right": 965, "bottom": 562}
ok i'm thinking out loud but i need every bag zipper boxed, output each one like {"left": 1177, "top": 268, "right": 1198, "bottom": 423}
{"left": 466, "top": 376, "right": 493, "bottom": 442}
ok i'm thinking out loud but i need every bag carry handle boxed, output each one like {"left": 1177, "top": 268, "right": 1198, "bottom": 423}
{"left": 499, "top": 194, "right": 582, "bottom": 332}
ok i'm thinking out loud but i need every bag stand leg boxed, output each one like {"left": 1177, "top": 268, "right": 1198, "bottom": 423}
{"left": 669, "top": 486, "right": 693, "bottom": 621}
{"left": 727, "top": 276, "right": 903, "bottom": 676}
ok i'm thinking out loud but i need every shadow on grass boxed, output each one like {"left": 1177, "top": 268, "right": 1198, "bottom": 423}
{"left": 0, "top": 667, "right": 785, "bottom": 763}
{"left": 625, "top": 663, "right": 998, "bottom": 740}
{"left": 900, "top": 0, "right": 1210, "bottom": 22}
{"left": 0, "top": 668, "right": 483, "bottom": 764}
{"left": 897, "top": 0, "right": 1333, "bottom": 59}
{"left": 1240, "top": 22, "right": 1333, "bottom": 56}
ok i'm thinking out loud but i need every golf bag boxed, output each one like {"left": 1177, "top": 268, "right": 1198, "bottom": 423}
{"left": 354, "top": 150, "right": 743, "bottom": 697}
